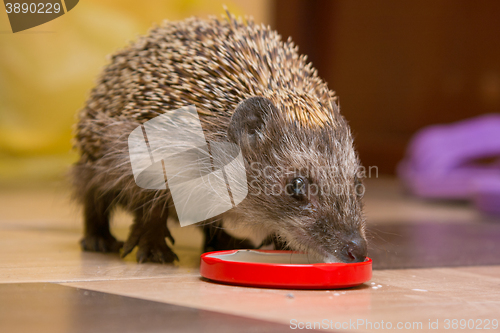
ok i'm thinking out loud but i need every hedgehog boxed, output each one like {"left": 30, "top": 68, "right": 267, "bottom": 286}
{"left": 72, "top": 11, "right": 367, "bottom": 264}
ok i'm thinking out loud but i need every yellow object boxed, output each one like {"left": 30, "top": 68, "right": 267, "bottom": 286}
{"left": 0, "top": 0, "right": 271, "bottom": 184}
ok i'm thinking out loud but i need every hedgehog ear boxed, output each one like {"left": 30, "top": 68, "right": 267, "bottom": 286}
{"left": 228, "top": 96, "right": 278, "bottom": 146}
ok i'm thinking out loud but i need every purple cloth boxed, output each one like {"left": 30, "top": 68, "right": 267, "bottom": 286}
{"left": 398, "top": 114, "right": 500, "bottom": 215}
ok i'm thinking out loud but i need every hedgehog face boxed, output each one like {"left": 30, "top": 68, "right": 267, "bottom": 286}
{"left": 228, "top": 96, "right": 367, "bottom": 263}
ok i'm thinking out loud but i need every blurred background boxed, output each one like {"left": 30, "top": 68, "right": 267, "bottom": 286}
{"left": 1, "top": 3, "right": 500, "bottom": 330}
{"left": 0, "top": 0, "right": 272, "bottom": 186}
{"left": 1, "top": 0, "right": 499, "bottom": 184}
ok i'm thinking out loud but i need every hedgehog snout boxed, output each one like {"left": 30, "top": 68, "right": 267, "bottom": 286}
{"left": 309, "top": 218, "right": 367, "bottom": 263}
{"left": 337, "top": 233, "right": 367, "bottom": 263}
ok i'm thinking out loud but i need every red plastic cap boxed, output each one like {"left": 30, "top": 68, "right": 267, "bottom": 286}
{"left": 200, "top": 250, "right": 372, "bottom": 289}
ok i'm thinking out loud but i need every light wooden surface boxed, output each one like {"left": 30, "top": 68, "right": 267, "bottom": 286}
{"left": 63, "top": 266, "right": 500, "bottom": 333}
{"left": 0, "top": 178, "right": 499, "bottom": 332}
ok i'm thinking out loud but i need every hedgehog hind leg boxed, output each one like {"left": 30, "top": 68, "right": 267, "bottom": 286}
{"left": 80, "top": 189, "right": 124, "bottom": 253}
{"left": 122, "top": 205, "right": 178, "bottom": 264}
{"left": 202, "top": 221, "right": 255, "bottom": 252}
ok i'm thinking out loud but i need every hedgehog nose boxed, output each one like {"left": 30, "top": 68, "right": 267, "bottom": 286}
{"left": 339, "top": 236, "right": 367, "bottom": 263}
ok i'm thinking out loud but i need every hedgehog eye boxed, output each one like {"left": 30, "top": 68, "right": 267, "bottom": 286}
{"left": 286, "top": 177, "right": 306, "bottom": 199}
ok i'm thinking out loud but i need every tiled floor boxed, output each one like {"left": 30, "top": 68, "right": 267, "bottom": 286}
{"left": 1, "top": 178, "right": 500, "bottom": 332}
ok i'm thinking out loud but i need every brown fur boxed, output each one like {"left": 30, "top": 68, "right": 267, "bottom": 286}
{"left": 72, "top": 11, "right": 366, "bottom": 263}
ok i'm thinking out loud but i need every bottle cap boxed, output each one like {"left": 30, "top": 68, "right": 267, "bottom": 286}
{"left": 200, "top": 250, "right": 372, "bottom": 289}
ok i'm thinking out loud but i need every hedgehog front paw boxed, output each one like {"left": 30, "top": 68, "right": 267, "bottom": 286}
{"left": 135, "top": 237, "right": 179, "bottom": 264}
{"left": 80, "top": 234, "right": 124, "bottom": 253}
{"left": 121, "top": 220, "right": 177, "bottom": 264}
{"left": 203, "top": 226, "right": 255, "bottom": 253}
